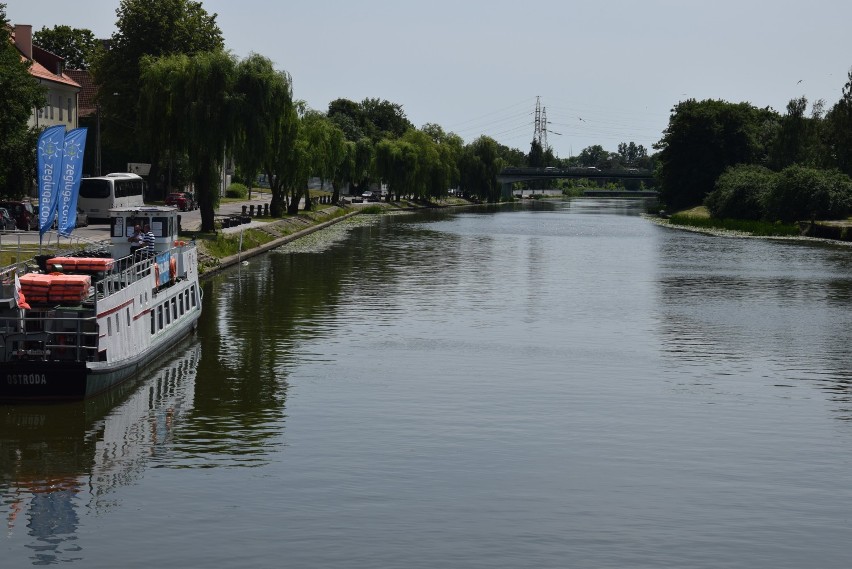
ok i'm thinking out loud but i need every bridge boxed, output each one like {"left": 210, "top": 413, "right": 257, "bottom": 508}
{"left": 497, "top": 167, "right": 655, "bottom": 199}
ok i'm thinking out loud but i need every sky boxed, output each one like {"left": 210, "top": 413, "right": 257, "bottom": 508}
{"left": 7, "top": 0, "right": 852, "bottom": 159}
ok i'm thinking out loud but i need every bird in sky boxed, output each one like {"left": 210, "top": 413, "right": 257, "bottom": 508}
{"left": 578, "top": 117, "right": 585, "bottom": 122}
{"left": 797, "top": 79, "right": 803, "bottom": 84}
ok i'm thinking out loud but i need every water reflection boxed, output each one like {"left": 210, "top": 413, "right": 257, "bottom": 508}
{"left": 655, "top": 231, "right": 852, "bottom": 417}
{"left": 186, "top": 233, "right": 368, "bottom": 467}
{"left": 0, "top": 341, "right": 200, "bottom": 565}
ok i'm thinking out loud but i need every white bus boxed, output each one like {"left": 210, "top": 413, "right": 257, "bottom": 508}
{"left": 78, "top": 172, "right": 146, "bottom": 221}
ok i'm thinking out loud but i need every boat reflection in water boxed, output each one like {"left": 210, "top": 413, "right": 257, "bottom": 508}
{"left": 0, "top": 339, "right": 200, "bottom": 565}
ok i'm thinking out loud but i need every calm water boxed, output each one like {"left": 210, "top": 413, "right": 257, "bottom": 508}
{"left": 3, "top": 199, "right": 852, "bottom": 568}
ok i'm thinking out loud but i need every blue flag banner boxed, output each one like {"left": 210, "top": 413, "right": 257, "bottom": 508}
{"left": 37, "top": 125, "right": 66, "bottom": 236}
{"left": 57, "top": 128, "right": 88, "bottom": 236}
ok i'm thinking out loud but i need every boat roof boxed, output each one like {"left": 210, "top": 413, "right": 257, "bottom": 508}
{"left": 109, "top": 205, "right": 178, "bottom": 216}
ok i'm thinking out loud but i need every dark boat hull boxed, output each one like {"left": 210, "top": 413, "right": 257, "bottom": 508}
{"left": 1, "top": 313, "right": 199, "bottom": 403}
{"left": 2, "top": 361, "right": 88, "bottom": 401}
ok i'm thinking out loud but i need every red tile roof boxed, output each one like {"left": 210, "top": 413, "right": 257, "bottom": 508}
{"left": 66, "top": 70, "right": 97, "bottom": 117}
{"left": 10, "top": 28, "right": 80, "bottom": 89}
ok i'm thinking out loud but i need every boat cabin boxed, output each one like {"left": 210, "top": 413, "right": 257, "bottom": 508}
{"left": 110, "top": 206, "right": 181, "bottom": 259}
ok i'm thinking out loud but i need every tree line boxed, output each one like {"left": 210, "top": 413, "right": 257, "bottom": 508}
{"left": 1, "top": 0, "right": 540, "bottom": 231}
{"left": 12, "top": 0, "right": 840, "bottom": 230}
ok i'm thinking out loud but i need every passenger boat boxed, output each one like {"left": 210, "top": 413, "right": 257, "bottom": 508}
{"left": 0, "top": 206, "right": 202, "bottom": 402}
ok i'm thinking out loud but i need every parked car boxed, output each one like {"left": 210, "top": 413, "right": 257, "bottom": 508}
{"left": 50, "top": 207, "right": 89, "bottom": 229}
{"left": 0, "top": 200, "right": 37, "bottom": 230}
{"left": 0, "top": 207, "right": 17, "bottom": 230}
{"left": 75, "top": 207, "right": 89, "bottom": 227}
{"left": 164, "top": 192, "right": 196, "bottom": 211}
{"left": 361, "top": 191, "right": 379, "bottom": 203}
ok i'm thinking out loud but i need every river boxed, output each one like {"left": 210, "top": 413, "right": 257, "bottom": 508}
{"left": 2, "top": 198, "right": 852, "bottom": 568}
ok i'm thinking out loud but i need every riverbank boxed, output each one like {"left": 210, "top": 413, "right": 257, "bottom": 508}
{"left": 646, "top": 205, "right": 852, "bottom": 245}
{"left": 192, "top": 196, "right": 474, "bottom": 277}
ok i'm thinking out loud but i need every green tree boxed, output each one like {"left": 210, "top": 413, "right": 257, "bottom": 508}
{"left": 768, "top": 96, "right": 826, "bottom": 170}
{"left": 655, "top": 99, "right": 776, "bottom": 210}
{"left": 0, "top": 4, "right": 46, "bottom": 196}
{"left": 139, "top": 50, "right": 237, "bottom": 230}
{"left": 764, "top": 165, "right": 852, "bottom": 223}
{"left": 528, "top": 139, "right": 544, "bottom": 167}
{"left": 232, "top": 54, "right": 296, "bottom": 203}
{"left": 421, "top": 123, "right": 463, "bottom": 192}
{"left": 327, "top": 98, "right": 365, "bottom": 141}
{"left": 824, "top": 69, "right": 852, "bottom": 177}
{"left": 704, "top": 164, "right": 776, "bottom": 220}
{"left": 32, "top": 25, "right": 99, "bottom": 69}
{"left": 265, "top": 100, "right": 300, "bottom": 217}
{"left": 578, "top": 145, "right": 607, "bottom": 167}
{"left": 400, "top": 129, "right": 439, "bottom": 200}
{"left": 495, "top": 142, "right": 526, "bottom": 168}
{"left": 332, "top": 141, "right": 356, "bottom": 204}
{"left": 617, "top": 141, "right": 648, "bottom": 166}
{"left": 298, "top": 110, "right": 347, "bottom": 209}
{"left": 374, "top": 139, "right": 405, "bottom": 199}
{"left": 92, "top": 0, "right": 224, "bottom": 189}
{"left": 458, "top": 136, "right": 504, "bottom": 202}
{"left": 361, "top": 98, "right": 413, "bottom": 141}
{"left": 351, "top": 136, "right": 374, "bottom": 195}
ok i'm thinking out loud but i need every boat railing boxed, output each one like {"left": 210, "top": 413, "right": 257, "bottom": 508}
{"left": 96, "top": 253, "right": 154, "bottom": 301}
{"left": 1, "top": 241, "right": 197, "bottom": 362}
{"left": 0, "top": 309, "right": 100, "bottom": 363}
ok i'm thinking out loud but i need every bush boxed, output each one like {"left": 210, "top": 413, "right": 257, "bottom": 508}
{"left": 225, "top": 183, "right": 248, "bottom": 199}
{"left": 705, "top": 164, "right": 775, "bottom": 220}
{"left": 764, "top": 165, "right": 852, "bottom": 222}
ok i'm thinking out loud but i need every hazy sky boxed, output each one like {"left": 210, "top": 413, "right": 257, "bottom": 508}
{"left": 8, "top": 0, "right": 852, "bottom": 159}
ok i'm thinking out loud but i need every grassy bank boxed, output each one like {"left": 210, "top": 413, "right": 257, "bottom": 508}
{"left": 666, "top": 206, "right": 801, "bottom": 237}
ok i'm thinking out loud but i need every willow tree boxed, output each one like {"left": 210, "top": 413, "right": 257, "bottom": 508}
{"left": 298, "top": 111, "right": 347, "bottom": 209}
{"left": 233, "top": 54, "right": 296, "bottom": 205}
{"left": 352, "top": 137, "right": 374, "bottom": 195}
{"left": 422, "top": 123, "right": 464, "bottom": 197}
{"left": 333, "top": 141, "right": 356, "bottom": 204}
{"left": 459, "top": 136, "right": 504, "bottom": 202}
{"left": 92, "top": 0, "right": 223, "bottom": 186}
{"left": 139, "top": 53, "right": 189, "bottom": 193}
{"left": 375, "top": 139, "right": 419, "bottom": 200}
{"left": 139, "top": 50, "right": 237, "bottom": 231}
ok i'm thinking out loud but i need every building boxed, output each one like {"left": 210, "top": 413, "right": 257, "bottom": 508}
{"left": 11, "top": 24, "right": 81, "bottom": 130}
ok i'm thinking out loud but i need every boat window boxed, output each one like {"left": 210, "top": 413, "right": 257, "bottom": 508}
{"left": 111, "top": 216, "right": 125, "bottom": 237}
{"left": 150, "top": 310, "right": 155, "bottom": 335}
{"left": 152, "top": 217, "right": 169, "bottom": 237}
{"left": 115, "top": 314, "right": 120, "bottom": 331}
{"left": 190, "top": 286, "right": 196, "bottom": 307}
{"left": 172, "top": 298, "right": 177, "bottom": 320}
{"left": 165, "top": 302, "right": 171, "bottom": 325}
{"left": 107, "top": 317, "right": 112, "bottom": 337}
{"left": 126, "top": 308, "right": 131, "bottom": 327}
{"left": 157, "top": 305, "right": 163, "bottom": 330}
